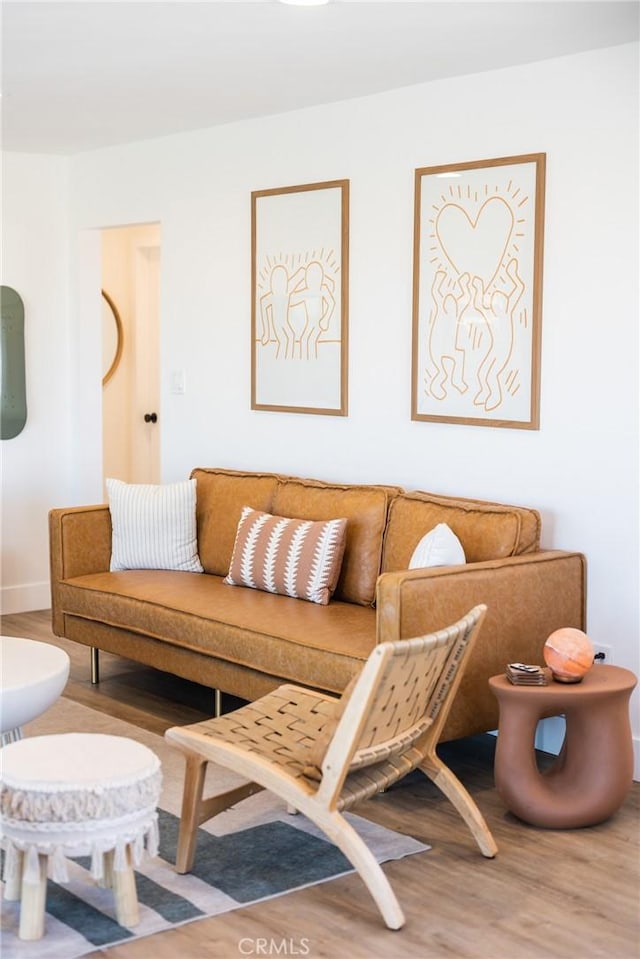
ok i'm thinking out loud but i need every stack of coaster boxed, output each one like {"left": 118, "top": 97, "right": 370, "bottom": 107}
{"left": 505, "top": 663, "right": 548, "bottom": 686}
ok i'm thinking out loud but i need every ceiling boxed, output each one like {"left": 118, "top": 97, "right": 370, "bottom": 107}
{"left": 2, "top": 1, "right": 638, "bottom": 155}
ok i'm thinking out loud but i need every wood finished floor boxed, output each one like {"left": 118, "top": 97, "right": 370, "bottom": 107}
{"left": 2, "top": 610, "right": 639, "bottom": 959}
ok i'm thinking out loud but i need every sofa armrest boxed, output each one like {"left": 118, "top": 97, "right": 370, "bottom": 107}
{"left": 376, "top": 551, "right": 586, "bottom": 740}
{"left": 49, "top": 505, "right": 112, "bottom": 635}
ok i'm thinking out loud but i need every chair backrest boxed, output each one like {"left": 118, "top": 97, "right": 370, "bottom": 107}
{"left": 318, "top": 605, "right": 487, "bottom": 791}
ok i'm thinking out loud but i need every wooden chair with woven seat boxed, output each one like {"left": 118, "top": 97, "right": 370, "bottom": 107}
{"left": 165, "top": 603, "right": 496, "bottom": 930}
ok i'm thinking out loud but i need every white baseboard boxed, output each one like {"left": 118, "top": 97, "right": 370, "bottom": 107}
{"left": 0, "top": 582, "right": 50, "bottom": 616}
{"left": 534, "top": 714, "right": 566, "bottom": 755}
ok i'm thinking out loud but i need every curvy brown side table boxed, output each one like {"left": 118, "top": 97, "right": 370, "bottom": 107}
{"left": 489, "top": 665, "right": 637, "bottom": 828}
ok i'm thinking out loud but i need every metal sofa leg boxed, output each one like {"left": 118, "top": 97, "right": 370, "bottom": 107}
{"left": 91, "top": 648, "right": 100, "bottom": 685}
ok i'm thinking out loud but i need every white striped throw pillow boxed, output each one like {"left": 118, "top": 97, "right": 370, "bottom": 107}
{"left": 107, "top": 478, "right": 203, "bottom": 572}
{"left": 224, "top": 507, "right": 347, "bottom": 605}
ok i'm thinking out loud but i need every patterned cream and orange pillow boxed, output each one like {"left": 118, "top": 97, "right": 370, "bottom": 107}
{"left": 224, "top": 507, "right": 347, "bottom": 605}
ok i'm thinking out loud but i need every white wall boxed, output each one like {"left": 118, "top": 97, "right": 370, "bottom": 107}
{"left": 1, "top": 154, "right": 71, "bottom": 613}
{"left": 2, "top": 44, "right": 638, "bottom": 761}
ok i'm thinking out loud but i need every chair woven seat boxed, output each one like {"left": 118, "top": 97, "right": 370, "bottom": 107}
{"left": 183, "top": 685, "right": 429, "bottom": 807}
{"left": 191, "top": 685, "right": 336, "bottom": 774}
{"left": 166, "top": 605, "right": 496, "bottom": 930}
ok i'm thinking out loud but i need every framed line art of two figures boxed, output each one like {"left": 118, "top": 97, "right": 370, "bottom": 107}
{"left": 412, "top": 153, "right": 545, "bottom": 429}
{"left": 251, "top": 180, "right": 349, "bottom": 416}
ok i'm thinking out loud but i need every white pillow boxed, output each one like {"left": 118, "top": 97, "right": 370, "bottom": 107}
{"left": 409, "top": 523, "right": 466, "bottom": 569}
{"left": 107, "top": 478, "right": 203, "bottom": 572}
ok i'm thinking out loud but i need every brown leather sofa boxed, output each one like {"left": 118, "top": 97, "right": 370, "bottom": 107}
{"left": 49, "top": 467, "right": 586, "bottom": 741}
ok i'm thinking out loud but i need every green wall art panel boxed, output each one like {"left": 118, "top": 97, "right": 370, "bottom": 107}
{"left": 1, "top": 286, "right": 27, "bottom": 440}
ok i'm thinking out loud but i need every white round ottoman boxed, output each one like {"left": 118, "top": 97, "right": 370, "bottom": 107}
{"left": 0, "top": 733, "right": 162, "bottom": 941}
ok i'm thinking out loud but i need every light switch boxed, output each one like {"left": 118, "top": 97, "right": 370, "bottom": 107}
{"left": 171, "top": 369, "right": 186, "bottom": 395}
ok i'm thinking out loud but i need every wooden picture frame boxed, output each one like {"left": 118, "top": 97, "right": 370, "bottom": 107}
{"left": 251, "top": 179, "right": 349, "bottom": 415}
{"left": 412, "top": 153, "right": 545, "bottom": 429}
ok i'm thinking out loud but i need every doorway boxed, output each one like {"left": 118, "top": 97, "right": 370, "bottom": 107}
{"left": 101, "top": 224, "right": 161, "bottom": 491}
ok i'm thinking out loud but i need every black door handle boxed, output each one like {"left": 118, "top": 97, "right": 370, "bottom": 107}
{"left": 144, "top": 412, "right": 158, "bottom": 423}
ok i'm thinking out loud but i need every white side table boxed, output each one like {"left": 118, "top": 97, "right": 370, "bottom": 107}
{"left": 0, "top": 636, "right": 70, "bottom": 744}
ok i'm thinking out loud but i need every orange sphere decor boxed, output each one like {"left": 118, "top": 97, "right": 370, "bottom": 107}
{"left": 543, "top": 628, "right": 595, "bottom": 683}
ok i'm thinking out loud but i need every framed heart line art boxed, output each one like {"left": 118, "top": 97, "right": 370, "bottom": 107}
{"left": 412, "top": 153, "right": 546, "bottom": 429}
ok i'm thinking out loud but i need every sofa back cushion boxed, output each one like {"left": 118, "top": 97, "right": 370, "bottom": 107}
{"left": 272, "top": 477, "right": 400, "bottom": 606}
{"left": 191, "top": 468, "right": 280, "bottom": 575}
{"left": 382, "top": 490, "right": 541, "bottom": 572}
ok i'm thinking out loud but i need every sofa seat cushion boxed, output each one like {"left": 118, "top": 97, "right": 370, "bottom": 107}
{"left": 382, "top": 491, "right": 541, "bottom": 572}
{"left": 58, "top": 571, "right": 375, "bottom": 693}
{"left": 272, "top": 477, "right": 401, "bottom": 607}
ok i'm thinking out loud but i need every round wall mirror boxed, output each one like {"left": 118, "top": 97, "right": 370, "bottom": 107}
{"left": 102, "top": 290, "right": 123, "bottom": 386}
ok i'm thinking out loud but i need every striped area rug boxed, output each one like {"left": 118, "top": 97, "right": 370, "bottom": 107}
{"left": 0, "top": 699, "right": 430, "bottom": 958}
